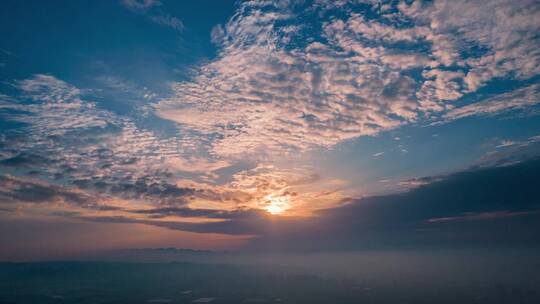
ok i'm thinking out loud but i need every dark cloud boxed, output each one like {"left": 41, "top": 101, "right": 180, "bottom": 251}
{"left": 66, "top": 158, "right": 540, "bottom": 245}
{"left": 0, "top": 175, "right": 116, "bottom": 211}
{"left": 72, "top": 207, "right": 272, "bottom": 235}
{"left": 9, "top": 157, "right": 539, "bottom": 248}
{"left": 0, "top": 175, "right": 90, "bottom": 205}
{"left": 249, "top": 157, "right": 540, "bottom": 251}
{"left": 0, "top": 175, "right": 60, "bottom": 203}
{"left": 73, "top": 176, "right": 197, "bottom": 206}
{"left": 76, "top": 214, "right": 272, "bottom": 235}
{"left": 66, "top": 159, "right": 540, "bottom": 245}
{"left": 0, "top": 152, "right": 53, "bottom": 168}
{"left": 130, "top": 207, "right": 266, "bottom": 220}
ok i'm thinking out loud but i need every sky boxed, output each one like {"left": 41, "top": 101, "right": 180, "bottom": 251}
{"left": 1, "top": 0, "right": 540, "bottom": 260}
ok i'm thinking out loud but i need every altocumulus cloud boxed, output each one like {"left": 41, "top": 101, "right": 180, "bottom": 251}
{"left": 156, "top": 0, "right": 540, "bottom": 158}
{"left": 0, "top": 74, "right": 330, "bottom": 218}
{"left": 0, "top": 74, "right": 228, "bottom": 208}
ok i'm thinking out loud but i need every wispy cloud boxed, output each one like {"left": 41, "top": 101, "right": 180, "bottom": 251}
{"left": 149, "top": 14, "right": 184, "bottom": 32}
{"left": 474, "top": 134, "right": 540, "bottom": 168}
{"left": 121, "top": 0, "right": 183, "bottom": 32}
{"left": 121, "top": 0, "right": 161, "bottom": 11}
{"left": 444, "top": 83, "right": 540, "bottom": 122}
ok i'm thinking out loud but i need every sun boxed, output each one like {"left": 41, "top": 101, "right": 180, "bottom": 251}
{"left": 263, "top": 193, "right": 291, "bottom": 215}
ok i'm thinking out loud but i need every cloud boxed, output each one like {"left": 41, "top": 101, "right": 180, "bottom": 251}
{"left": 342, "top": 12, "right": 430, "bottom": 43}
{"left": 0, "top": 75, "right": 225, "bottom": 207}
{"left": 75, "top": 215, "right": 267, "bottom": 235}
{"left": 2, "top": 1, "right": 540, "bottom": 244}
{"left": 0, "top": 152, "right": 52, "bottom": 168}
{"left": 12, "top": 74, "right": 111, "bottom": 135}
{"left": 0, "top": 175, "right": 95, "bottom": 208}
{"left": 210, "top": 24, "right": 226, "bottom": 45}
{"left": 1, "top": 74, "right": 346, "bottom": 222}
{"left": 155, "top": 0, "right": 540, "bottom": 158}
{"left": 130, "top": 206, "right": 265, "bottom": 220}
{"left": 496, "top": 140, "right": 518, "bottom": 148}
{"left": 398, "top": 175, "right": 444, "bottom": 189}
{"left": 156, "top": 1, "right": 418, "bottom": 157}
{"left": 72, "top": 177, "right": 197, "bottom": 207}
{"left": 149, "top": 15, "right": 184, "bottom": 32}
{"left": 121, "top": 0, "right": 183, "bottom": 32}
{"left": 444, "top": 83, "right": 540, "bottom": 122}
{"left": 121, "top": 0, "right": 161, "bottom": 11}
{"left": 427, "top": 210, "right": 540, "bottom": 223}
{"left": 474, "top": 134, "right": 540, "bottom": 168}
{"left": 247, "top": 157, "right": 540, "bottom": 250}
{"left": 61, "top": 157, "right": 540, "bottom": 246}
{"left": 94, "top": 75, "right": 159, "bottom": 102}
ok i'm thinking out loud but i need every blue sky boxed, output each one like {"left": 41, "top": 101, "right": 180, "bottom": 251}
{"left": 1, "top": 0, "right": 540, "bottom": 258}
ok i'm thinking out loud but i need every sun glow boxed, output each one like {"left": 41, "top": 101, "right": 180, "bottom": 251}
{"left": 263, "top": 193, "right": 291, "bottom": 215}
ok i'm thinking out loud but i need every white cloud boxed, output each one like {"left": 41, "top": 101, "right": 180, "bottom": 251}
{"left": 155, "top": 0, "right": 540, "bottom": 159}
{"left": 400, "top": 0, "right": 540, "bottom": 90}
{"left": 156, "top": 2, "right": 422, "bottom": 158}
{"left": 496, "top": 140, "right": 517, "bottom": 148}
